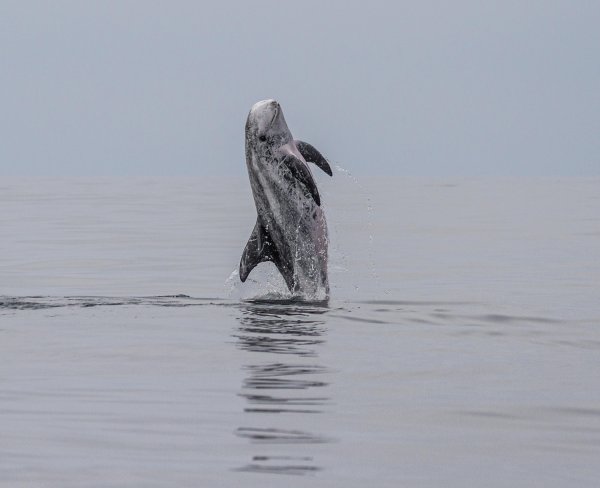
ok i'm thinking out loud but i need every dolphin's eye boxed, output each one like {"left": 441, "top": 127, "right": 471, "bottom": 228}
{"left": 258, "top": 135, "right": 267, "bottom": 142}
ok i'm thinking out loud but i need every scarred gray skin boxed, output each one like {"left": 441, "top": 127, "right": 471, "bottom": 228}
{"left": 241, "top": 99, "right": 329, "bottom": 299}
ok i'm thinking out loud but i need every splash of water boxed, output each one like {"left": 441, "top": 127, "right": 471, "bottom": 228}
{"left": 225, "top": 263, "right": 327, "bottom": 302}
{"left": 324, "top": 164, "right": 381, "bottom": 298}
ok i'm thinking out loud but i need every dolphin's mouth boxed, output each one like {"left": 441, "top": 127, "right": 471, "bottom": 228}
{"left": 269, "top": 105, "right": 279, "bottom": 127}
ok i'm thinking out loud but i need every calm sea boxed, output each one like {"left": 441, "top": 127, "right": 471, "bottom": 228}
{"left": 1, "top": 175, "right": 599, "bottom": 487}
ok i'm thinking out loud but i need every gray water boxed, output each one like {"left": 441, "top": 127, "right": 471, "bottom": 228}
{"left": 1, "top": 176, "right": 599, "bottom": 487}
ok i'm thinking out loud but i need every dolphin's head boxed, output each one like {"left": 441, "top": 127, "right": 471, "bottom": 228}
{"left": 245, "top": 99, "right": 293, "bottom": 155}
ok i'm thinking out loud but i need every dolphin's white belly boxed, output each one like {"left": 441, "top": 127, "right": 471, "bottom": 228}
{"left": 254, "top": 161, "right": 328, "bottom": 296}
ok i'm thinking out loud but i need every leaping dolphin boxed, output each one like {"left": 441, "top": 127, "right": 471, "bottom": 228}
{"left": 239, "top": 99, "right": 333, "bottom": 299}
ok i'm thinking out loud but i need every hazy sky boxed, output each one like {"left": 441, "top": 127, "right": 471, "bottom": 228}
{"left": 1, "top": 1, "right": 598, "bottom": 177}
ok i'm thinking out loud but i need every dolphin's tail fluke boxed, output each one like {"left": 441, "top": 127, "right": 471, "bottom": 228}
{"left": 240, "top": 221, "right": 272, "bottom": 283}
{"left": 240, "top": 220, "right": 297, "bottom": 293}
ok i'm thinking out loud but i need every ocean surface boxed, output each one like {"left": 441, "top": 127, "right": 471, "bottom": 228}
{"left": 1, "top": 175, "right": 599, "bottom": 487}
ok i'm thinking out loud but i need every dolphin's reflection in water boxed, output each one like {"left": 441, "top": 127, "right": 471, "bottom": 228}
{"left": 234, "top": 300, "right": 332, "bottom": 476}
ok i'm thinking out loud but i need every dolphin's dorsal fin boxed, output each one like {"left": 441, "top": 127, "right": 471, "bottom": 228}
{"left": 282, "top": 154, "right": 321, "bottom": 206}
{"left": 239, "top": 221, "right": 276, "bottom": 282}
{"left": 295, "top": 140, "right": 333, "bottom": 177}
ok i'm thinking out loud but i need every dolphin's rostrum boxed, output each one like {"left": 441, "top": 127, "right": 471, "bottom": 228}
{"left": 239, "top": 99, "right": 332, "bottom": 299}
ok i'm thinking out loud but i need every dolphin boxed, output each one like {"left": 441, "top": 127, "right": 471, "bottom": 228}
{"left": 239, "top": 99, "right": 333, "bottom": 299}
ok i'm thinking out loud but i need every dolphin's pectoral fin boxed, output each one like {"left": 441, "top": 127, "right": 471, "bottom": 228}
{"left": 239, "top": 221, "right": 275, "bottom": 282}
{"left": 281, "top": 154, "right": 321, "bottom": 206}
{"left": 295, "top": 140, "right": 333, "bottom": 177}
